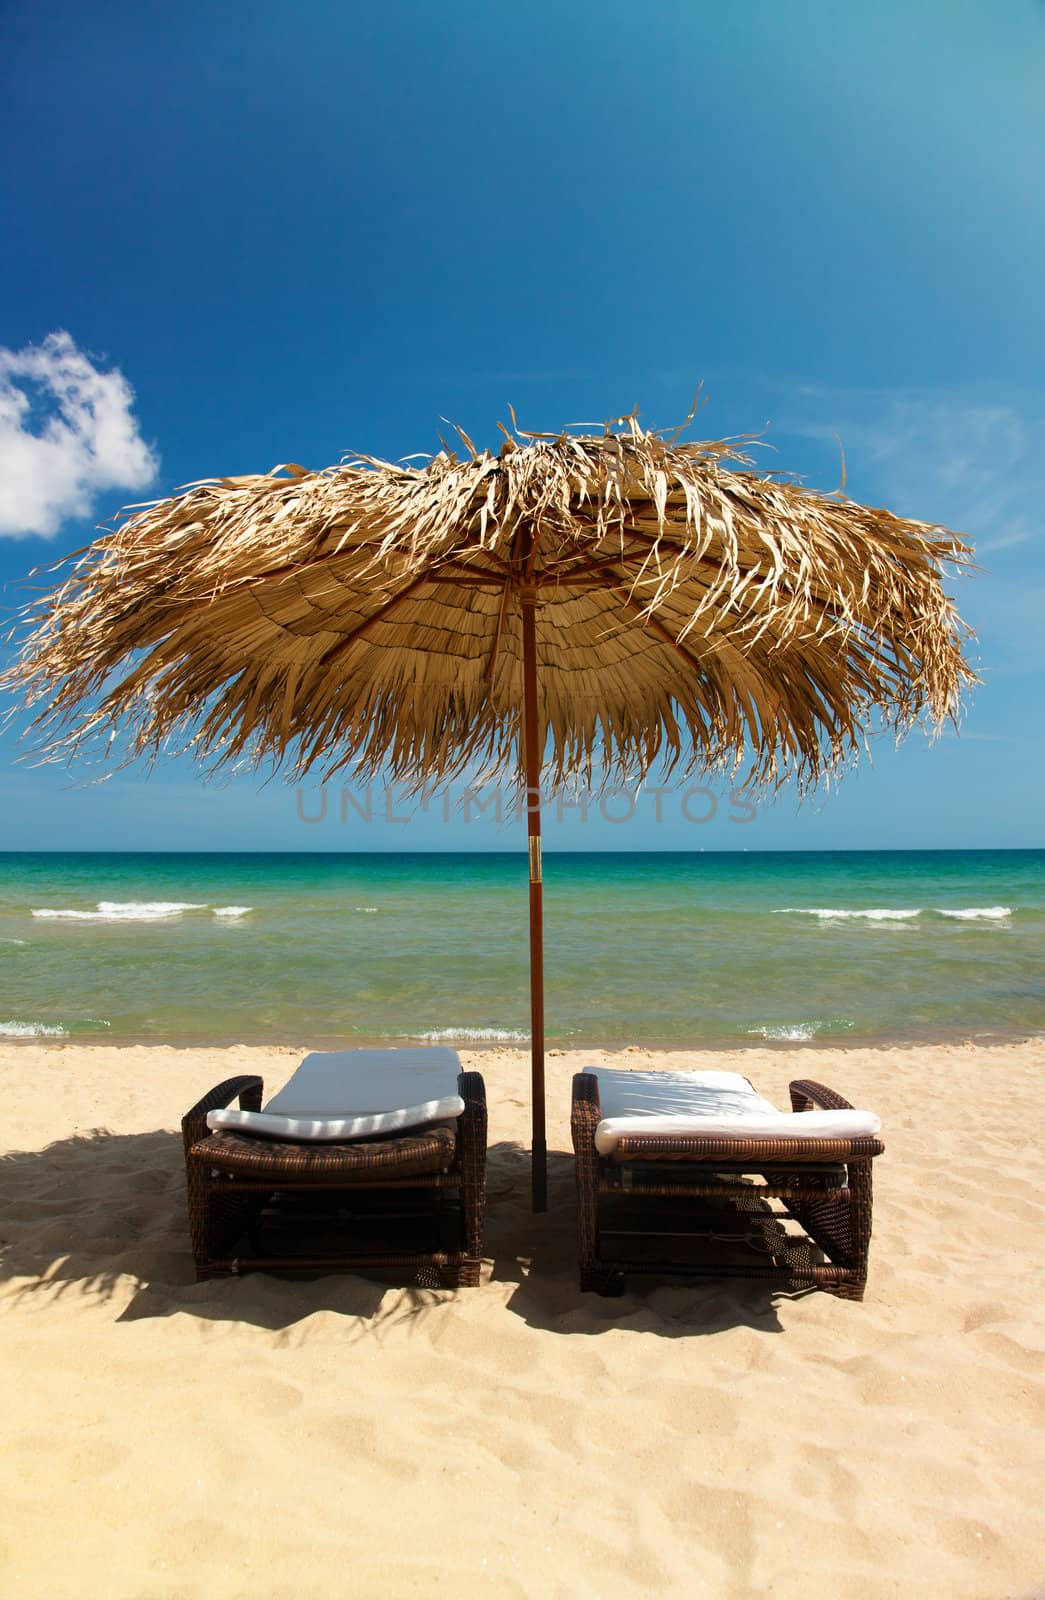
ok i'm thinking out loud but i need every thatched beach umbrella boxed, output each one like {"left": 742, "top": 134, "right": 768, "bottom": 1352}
{"left": 2, "top": 416, "right": 976, "bottom": 1209}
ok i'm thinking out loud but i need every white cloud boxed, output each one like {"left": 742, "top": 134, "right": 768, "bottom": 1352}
{"left": 0, "top": 331, "right": 158, "bottom": 539}
{"left": 760, "top": 382, "right": 1045, "bottom": 683}
{"left": 776, "top": 386, "right": 1043, "bottom": 560}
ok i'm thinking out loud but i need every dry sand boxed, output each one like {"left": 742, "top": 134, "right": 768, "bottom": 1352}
{"left": 1, "top": 1039, "right": 1043, "bottom": 1600}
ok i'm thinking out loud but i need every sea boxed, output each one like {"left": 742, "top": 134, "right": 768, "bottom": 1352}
{"left": 0, "top": 850, "right": 1042, "bottom": 1048}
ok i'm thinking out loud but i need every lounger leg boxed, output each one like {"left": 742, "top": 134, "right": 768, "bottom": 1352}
{"left": 580, "top": 1268, "right": 626, "bottom": 1297}
{"left": 459, "top": 1073, "right": 487, "bottom": 1250}
{"left": 186, "top": 1161, "right": 267, "bottom": 1279}
{"left": 183, "top": 1077, "right": 265, "bottom": 1278}
{"left": 574, "top": 1153, "right": 602, "bottom": 1288}
{"left": 571, "top": 1072, "right": 609, "bottom": 1293}
{"left": 439, "top": 1260, "right": 482, "bottom": 1289}
{"left": 787, "top": 1159, "right": 874, "bottom": 1299}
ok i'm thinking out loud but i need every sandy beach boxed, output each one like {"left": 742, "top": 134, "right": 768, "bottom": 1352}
{"left": 1, "top": 1038, "right": 1043, "bottom": 1599}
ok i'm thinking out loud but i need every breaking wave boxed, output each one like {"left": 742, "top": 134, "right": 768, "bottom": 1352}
{"left": 773, "top": 906, "right": 1013, "bottom": 924}
{"left": 0, "top": 1020, "right": 68, "bottom": 1038}
{"left": 772, "top": 907, "right": 920, "bottom": 922}
{"left": 33, "top": 901, "right": 208, "bottom": 923}
{"left": 936, "top": 906, "right": 1012, "bottom": 921}
{"left": 410, "top": 1027, "right": 530, "bottom": 1042}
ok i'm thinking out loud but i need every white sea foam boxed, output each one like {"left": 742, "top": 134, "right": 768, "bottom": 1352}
{"left": 935, "top": 905, "right": 1012, "bottom": 921}
{"left": 0, "top": 1020, "right": 68, "bottom": 1038}
{"left": 749, "top": 1023, "right": 819, "bottom": 1041}
{"left": 32, "top": 901, "right": 207, "bottom": 922}
{"left": 1, "top": 938, "right": 28, "bottom": 946}
{"left": 747, "top": 1019, "right": 855, "bottom": 1042}
{"left": 355, "top": 906, "right": 379, "bottom": 913}
{"left": 772, "top": 907, "right": 921, "bottom": 922}
{"left": 213, "top": 906, "right": 253, "bottom": 919}
{"left": 411, "top": 1027, "right": 530, "bottom": 1042}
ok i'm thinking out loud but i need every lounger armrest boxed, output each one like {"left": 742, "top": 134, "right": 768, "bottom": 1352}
{"left": 182, "top": 1076, "right": 264, "bottom": 1158}
{"left": 570, "top": 1071, "right": 602, "bottom": 1152}
{"left": 610, "top": 1130, "right": 883, "bottom": 1163}
{"left": 789, "top": 1079, "right": 854, "bottom": 1114}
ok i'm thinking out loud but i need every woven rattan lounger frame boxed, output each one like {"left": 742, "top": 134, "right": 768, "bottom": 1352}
{"left": 182, "top": 1071, "right": 487, "bottom": 1287}
{"left": 571, "top": 1074, "right": 884, "bottom": 1300}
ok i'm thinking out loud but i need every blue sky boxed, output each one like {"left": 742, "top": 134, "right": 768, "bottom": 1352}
{"left": 1, "top": 0, "right": 1042, "bottom": 851}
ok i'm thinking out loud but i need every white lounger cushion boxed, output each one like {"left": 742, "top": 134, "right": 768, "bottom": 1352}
{"left": 207, "top": 1047, "right": 465, "bottom": 1142}
{"left": 588, "top": 1067, "right": 881, "bottom": 1156}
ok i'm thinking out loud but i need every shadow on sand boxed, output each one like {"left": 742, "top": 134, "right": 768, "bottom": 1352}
{"left": 0, "top": 1128, "right": 798, "bottom": 1336}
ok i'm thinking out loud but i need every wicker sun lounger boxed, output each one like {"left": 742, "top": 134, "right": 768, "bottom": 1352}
{"left": 182, "top": 1051, "right": 487, "bottom": 1287}
{"left": 572, "top": 1069, "right": 884, "bottom": 1300}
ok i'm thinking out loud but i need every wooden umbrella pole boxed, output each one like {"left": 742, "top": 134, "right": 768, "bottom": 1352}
{"left": 519, "top": 581, "right": 547, "bottom": 1213}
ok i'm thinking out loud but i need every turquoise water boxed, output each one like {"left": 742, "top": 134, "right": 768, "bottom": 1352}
{"left": 0, "top": 850, "right": 1042, "bottom": 1046}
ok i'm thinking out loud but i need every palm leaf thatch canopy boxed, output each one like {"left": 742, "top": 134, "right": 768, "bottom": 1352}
{"left": 3, "top": 416, "right": 976, "bottom": 792}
